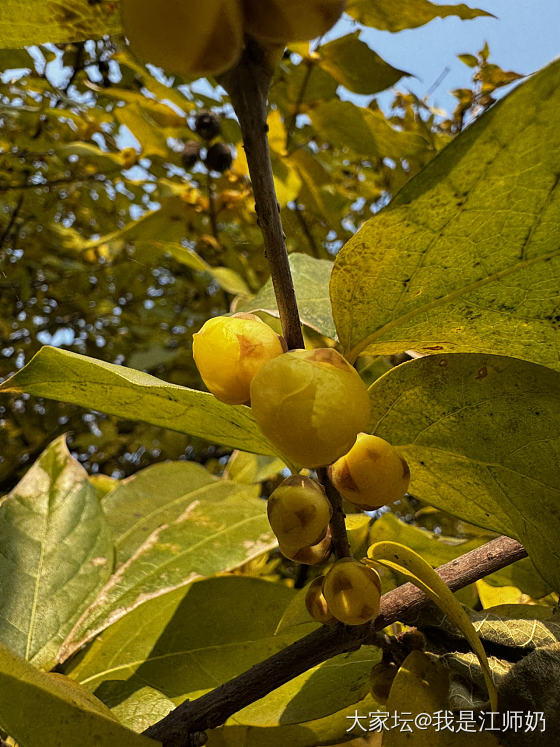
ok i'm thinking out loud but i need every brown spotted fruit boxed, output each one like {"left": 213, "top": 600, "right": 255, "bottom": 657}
{"left": 192, "top": 313, "right": 285, "bottom": 405}
{"left": 279, "top": 526, "right": 332, "bottom": 565}
{"left": 250, "top": 348, "right": 370, "bottom": 468}
{"left": 121, "top": 0, "right": 244, "bottom": 78}
{"left": 329, "top": 434, "right": 410, "bottom": 510}
{"left": 305, "top": 576, "right": 336, "bottom": 624}
{"left": 243, "top": 0, "right": 345, "bottom": 43}
{"left": 268, "top": 475, "right": 331, "bottom": 552}
{"left": 322, "top": 558, "right": 381, "bottom": 626}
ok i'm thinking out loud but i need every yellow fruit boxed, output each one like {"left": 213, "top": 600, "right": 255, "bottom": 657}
{"left": 192, "top": 313, "right": 285, "bottom": 405}
{"left": 322, "top": 558, "right": 381, "bottom": 626}
{"left": 250, "top": 348, "right": 370, "bottom": 468}
{"left": 243, "top": 0, "right": 345, "bottom": 43}
{"left": 279, "top": 527, "right": 332, "bottom": 565}
{"left": 329, "top": 434, "right": 410, "bottom": 510}
{"left": 121, "top": 0, "right": 244, "bottom": 78}
{"left": 268, "top": 475, "right": 332, "bottom": 551}
{"left": 305, "top": 576, "right": 336, "bottom": 624}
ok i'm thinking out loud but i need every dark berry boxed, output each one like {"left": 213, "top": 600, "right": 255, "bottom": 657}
{"left": 181, "top": 140, "right": 201, "bottom": 170}
{"left": 194, "top": 110, "right": 221, "bottom": 140}
{"left": 204, "top": 142, "right": 233, "bottom": 173}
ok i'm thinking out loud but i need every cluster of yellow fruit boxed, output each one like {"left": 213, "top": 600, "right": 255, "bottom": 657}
{"left": 192, "top": 314, "right": 410, "bottom": 625}
{"left": 121, "top": 0, "right": 346, "bottom": 78}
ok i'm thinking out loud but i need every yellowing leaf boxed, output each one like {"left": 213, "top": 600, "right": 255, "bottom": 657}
{"left": 367, "top": 540, "right": 498, "bottom": 709}
{"left": 331, "top": 59, "right": 560, "bottom": 369}
{"left": 367, "top": 352, "right": 560, "bottom": 590}
{"left": 319, "top": 33, "right": 408, "bottom": 95}
{"left": 0, "top": 643, "right": 158, "bottom": 746}
{"left": 0, "top": 0, "right": 120, "bottom": 48}
{"left": 346, "top": 0, "right": 493, "bottom": 32}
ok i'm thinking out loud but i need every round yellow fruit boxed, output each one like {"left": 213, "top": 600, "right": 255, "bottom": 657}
{"left": 250, "top": 348, "right": 370, "bottom": 468}
{"left": 329, "top": 434, "right": 410, "bottom": 510}
{"left": 192, "top": 313, "right": 285, "bottom": 405}
{"left": 305, "top": 576, "right": 336, "bottom": 624}
{"left": 243, "top": 0, "right": 345, "bottom": 43}
{"left": 279, "top": 527, "right": 332, "bottom": 565}
{"left": 268, "top": 475, "right": 332, "bottom": 551}
{"left": 121, "top": 0, "right": 244, "bottom": 78}
{"left": 322, "top": 558, "right": 381, "bottom": 626}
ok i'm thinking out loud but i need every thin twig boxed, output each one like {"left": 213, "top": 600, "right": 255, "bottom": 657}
{"left": 219, "top": 39, "right": 304, "bottom": 351}
{"left": 143, "top": 536, "right": 527, "bottom": 745}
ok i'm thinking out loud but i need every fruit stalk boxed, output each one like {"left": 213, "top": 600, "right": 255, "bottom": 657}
{"left": 219, "top": 38, "right": 304, "bottom": 351}
{"left": 143, "top": 535, "right": 527, "bottom": 744}
{"left": 317, "top": 465, "right": 351, "bottom": 558}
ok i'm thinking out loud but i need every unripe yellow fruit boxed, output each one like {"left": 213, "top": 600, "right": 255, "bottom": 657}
{"left": 268, "top": 475, "right": 332, "bottom": 551}
{"left": 121, "top": 0, "right": 244, "bottom": 78}
{"left": 250, "top": 348, "right": 371, "bottom": 468}
{"left": 279, "top": 527, "right": 332, "bottom": 565}
{"left": 329, "top": 434, "right": 410, "bottom": 510}
{"left": 322, "top": 558, "right": 381, "bottom": 626}
{"left": 243, "top": 0, "right": 345, "bottom": 43}
{"left": 192, "top": 313, "right": 285, "bottom": 405}
{"left": 305, "top": 576, "right": 336, "bottom": 624}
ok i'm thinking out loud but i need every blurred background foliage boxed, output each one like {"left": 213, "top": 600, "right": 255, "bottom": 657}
{"left": 0, "top": 7, "right": 520, "bottom": 492}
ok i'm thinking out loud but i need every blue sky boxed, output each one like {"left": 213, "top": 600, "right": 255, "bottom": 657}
{"left": 339, "top": 0, "right": 560, "bottom": 115}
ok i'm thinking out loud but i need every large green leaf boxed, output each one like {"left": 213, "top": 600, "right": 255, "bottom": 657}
{"left": 59, "top": 461, "right": 277, "bottom": 660}
{"left": 346, "top": 0, "right": 493, "bottom": 31}
{"left": 0, "top": 436, "right": 113, "bottom": 670}
{"left": 0, "top": 643, "right": 158, "bottom": 747}
{"left": 0, "top": 346, "right": 276, "bottom": 457}
{"left": 319, "top": 32, "right": 408, "bottom": 95}
{"left": 367, "top": 353, "right": 560, "bottom": 588}
{"left": 66, "top": 576, "right": 379, "bottom": 733}
{"left": 0, "top": 0, "right": 121, "bottom": 48}
{"left": 236, "top": 253, "right": 336, "bottom": 339}
{"left": 331, "top": 60, "right": 560, "bottom": 369}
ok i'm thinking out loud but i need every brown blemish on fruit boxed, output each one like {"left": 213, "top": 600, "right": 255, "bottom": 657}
{"left": 294, "top": 505, "right": 316, "bottom": 526}
{"left": 331, "top": 573, "right": 353, "bottom": 594}
{"left": 334, "top": 462, "right": 359, "bottom": 493}
{"left": 400, "top": 457, "right": 410, "bottom": 480}
{"left": 308, "top": 348, "right": 349, "bottom": 370}
{"left": 237, "top": 334, "right": 260, "bottom": 357}
{"left": 365, "top": 448, "right": 382, "bottom": 462}
{"left": 475, "top": 366, "right": 488, "bottom": 380}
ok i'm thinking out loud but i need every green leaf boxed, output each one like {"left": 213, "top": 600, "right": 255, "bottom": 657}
{"left": 236, "top": 253, "right": 336, "bottom": 339}
{"left": 0, "top": 436, "right": 113, "bottom": 670}
{"left": 65, "top": 578, "right": 298, "bottom": 723}
{"left": 66, "top": 575, "right": 380, "bottom": 733}
{"left": 331, "top": 59, "right": 560, "bottom": 368}
{"left": 312, "top": 100, "right": 426, "bottom": 162}
{"left": 0, "top": 346, "right": 277, "bottom": 457}
{"left": 367, "top": 352, "right": 560, "bottom": 589}
{"left": 346, "top": 0, "right": 493, "bottom": 32}
{"left": 367, "top": 540, "right": 498, "bottom": 708}
{"left": 59, "top": 461, "right": 277, "bottom": 659}
{"left": 0, "top": 643, "right": 158, "bottom": 746}
{"left": 319, "top": 33, "right": 408, "bottom": 95}
{"left": 0, "top": 1, "right": 120, "bottom": 48}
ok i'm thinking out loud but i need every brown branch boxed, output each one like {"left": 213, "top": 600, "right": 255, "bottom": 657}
{"left": 219, "top": 39, "right": 304, "bottom": 351}
{"left": 317, "top": 466, "right": 351, "bottom": 559}
{"left": 143, "top": 535, "right": 527, "bottom": 746}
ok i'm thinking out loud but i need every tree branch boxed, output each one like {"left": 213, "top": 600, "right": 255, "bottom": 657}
{"left": 143, "top": 535, "right": 527, "bottom": 746}
{"left": 219, "top": 39, "right": 304, "bottom": 351}
{"left": 317, "top": 466, "right": 351, "bottom": 559}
